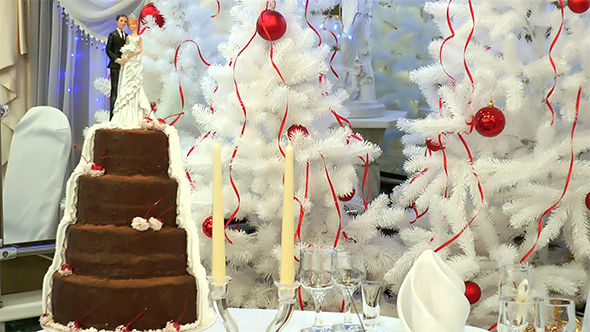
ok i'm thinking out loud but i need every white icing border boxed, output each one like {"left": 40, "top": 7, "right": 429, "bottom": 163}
{"left": 42, "top": 123, "right": 214, "bottom": 330}
{"left": 42, "top": 317, "right": 204, "bottom": 332}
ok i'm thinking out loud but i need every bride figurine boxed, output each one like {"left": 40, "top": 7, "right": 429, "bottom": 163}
{"left": 111, "top": 15, "right": 150, "bottom": 126}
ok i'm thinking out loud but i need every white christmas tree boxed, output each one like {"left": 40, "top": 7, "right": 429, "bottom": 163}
{"left": 141, "top": 0, "right": 230, "bottom": 131}
{"left": 183, "top": 0, "right": 403, "bottom": 310}
{"left": 384, "top": 0, "right": 590, "bottom": 327}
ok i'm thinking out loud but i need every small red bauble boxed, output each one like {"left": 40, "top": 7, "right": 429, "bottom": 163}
{"left": 287, "top": 124, "right": 309, "bottom": 139}
{"left": 585, "top": 193, "right": 590, "bottom": 210}
{"left": 90, "top": 164, "right": 104, "bottom": 172}
{"left": 139, "top": 3, "right": 165, "bottom": 28}
{"left": 202, "top": 216, "right": 213, "bottom": 238}
{"left": 256, "top": 10, "right": 287, "bottom": 41}
{"left": 426, "top": 139, "right": 441, "bottom": 151}
{"left": 568, "top": 0, "right": 590, "bottom": 13}
{"left": 338, "top": 188, "right": 355, "bottom": 202}
{"left": 474, "top": 102, "right": 506, "bottom": 137}
{"left": 464, "top": 281, "right": 481, "bottom": 304}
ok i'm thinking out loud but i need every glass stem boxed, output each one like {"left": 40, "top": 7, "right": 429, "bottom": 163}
{"left": 313, "top": 294, "right": 325, "bottom": 327}
{"left": 343, "top": 290, "right": 352, "bottom": 324}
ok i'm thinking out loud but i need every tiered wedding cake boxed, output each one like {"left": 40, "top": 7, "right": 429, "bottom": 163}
{"left": 41, "top": 124, "right": 212, "bottom": 332}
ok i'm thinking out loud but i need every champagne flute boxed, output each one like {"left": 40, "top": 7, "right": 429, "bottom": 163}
{"left": 332, "top": 251, "right": 366, "bottom": 332}
{"left": 299, "top": 247, "right": 336, "bottom": 332}
{"left": 498, "top": 264, "right": 531, "bottom": 300}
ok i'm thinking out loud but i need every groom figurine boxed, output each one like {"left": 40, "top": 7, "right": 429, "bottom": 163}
{"left": 106, "top": 14, "right": 128, "bottom": 119}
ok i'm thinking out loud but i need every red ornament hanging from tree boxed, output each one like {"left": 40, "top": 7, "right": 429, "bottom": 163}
{"left": 338, "top": 188, "right": 355, "bottom": 202}
{"left": 464, "top": 281, "right": 481, "bottom": 304}
{"left": 568, "top": 0, "right": 590, "bottom": 13}
{"left": 474, "top": 101, "right": 506, "bottom": 137}
{"left": 256, "top": 10, "right": 287, "bottom": 41}
{"left": 287, "top": 124, "right": 309, "bottom": 139}
{"left": 585, "top": 193, "right": 590, "bottom": 210}
{"left": 426, "top": 139, "right": 441, "bottom": 152}
{"left": 202, "top": 216, "right": 213, "bottom": 238}
{"left": 139, "top": 3, "right": 165, "bottom": 28}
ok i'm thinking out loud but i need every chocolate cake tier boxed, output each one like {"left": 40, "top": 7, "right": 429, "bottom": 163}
{"left": 52, "top": 273, "right": 197, "bottom": 330}
{"left": 76, "top": 175, "right": 178, "bottom": 228}
{"left": 67, "top": 224, "right": 188, "bottom": 279}
{"left": 94, "top": 129, "right": 169, "bottom": 177}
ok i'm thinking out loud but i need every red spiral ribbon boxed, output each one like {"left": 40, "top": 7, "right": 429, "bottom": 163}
{"left": 438, "top": 134, "right": 449, "bottom": 198}
{"left": 174, "top": 40, "right": 211, "bottom": 110}
{"left": 463, "top": 0, "right": 476, "bottom": 89}
{"left": 212, "top": 0, "right": 221, "bottom": 18}
{"left": 294, "top": 162, "right": 310, "bottom": 241}
{"left": 545, "top": 0, "right": 565, "bottom": 126}
{"left": 410, "top": 203, "right": 429, "bottom": 224}
{"left": 488, "top": 323, "right": 497, "bottom": 331}
{"left": 439, "top": 0, "right": 456, "bottom": 84}
{"left": 321, "top": 154, "right": 343, "bottom": 248}
{"left": 435, "top": 133, "right": 484, "bottom": 253}
{"left": 520, "top": 86, "right": 581, "bottom": 263}
{"left": 305, "top": 0, "right": 322, "bottom": 47}
{"left": 325, "top": 29, "right": 340, "bottom": 78}
{"left": 225, "top": 31, "right": 258, "bottom": 235}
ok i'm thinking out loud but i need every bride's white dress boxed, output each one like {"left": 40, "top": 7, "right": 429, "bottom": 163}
{"left": 112, "top": 35, "right": 150, "bottom": 126}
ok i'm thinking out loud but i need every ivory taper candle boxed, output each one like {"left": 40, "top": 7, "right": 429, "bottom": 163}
{"left": 280, "top": 144, "right": 295, "bottom": 285}
{"left": 212, "top": 143, "right": 226, "bottom": 283}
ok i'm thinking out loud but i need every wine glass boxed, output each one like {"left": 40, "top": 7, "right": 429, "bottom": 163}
{"left": 497, "top": 296, "right": 543, "bottom": 332}
{"left": 299, "top": 247, "right": 336, "bottom": 332}
{"left": 332, "top": 251, "right": 366, "bottom": 332}
{"left": 499, "top": 264, "right": 531, "bottom": 300}
{"left": 541, "top": 298, "right": 576, "bottom": 332}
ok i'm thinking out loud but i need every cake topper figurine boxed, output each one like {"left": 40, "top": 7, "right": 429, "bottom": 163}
{"left": 111, "top": 15, "right": 151, "bottom": 126}
{"left": 106, "top": 14, "right": 128, "bottom": 120}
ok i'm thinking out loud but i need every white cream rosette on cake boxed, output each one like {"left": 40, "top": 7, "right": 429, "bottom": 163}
{"left": 397, "top": 250, "right": 470, "bottom": 332}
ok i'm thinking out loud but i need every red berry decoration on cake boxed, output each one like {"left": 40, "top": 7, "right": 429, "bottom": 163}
{"left": 75, "top": 146, "right": 106, "bottom": 177}
{"left": 59, "top": 263, "right": 73, "bottom": 277}
{"left": 140, "top": 116, "right": 154, "bottom": 129}
{"left": 66, "top": 321, "right": 81, "bottom": 331}
{"left": 426, "top": 138, "right": 441, "bottom": 152}
{"left": 256, "top": 10, "right": 287, "bottom": 41}
{"left": 40, "top": 313, "right": 52, "bottom": 326}
{"left": 131, "top": 216, "right": 150, "bottom": 231}
{"left": 474, "top": 101, "right": 506, "bottom": 137}
{"left": 287, "top": 124, "right": 309, "bottom": 140}
{"left": 568, "top": 0, "right": 590, "bottom": 13}
{"left": 338, "top": 188, "right": 355, "bottom": 201}
{"left": 464, "top": 281, "right": 481, "bottom": 304}
{"left": 153, "top": 117, "right": 168, "bottom": 131}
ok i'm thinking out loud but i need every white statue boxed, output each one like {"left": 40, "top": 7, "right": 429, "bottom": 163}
{"left": 339, "top": 0, "right": 385, "bottom": 118}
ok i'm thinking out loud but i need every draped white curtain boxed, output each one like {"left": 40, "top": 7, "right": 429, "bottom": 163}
{"left": 29, "top": 0, "right": 145, "bottom": 171}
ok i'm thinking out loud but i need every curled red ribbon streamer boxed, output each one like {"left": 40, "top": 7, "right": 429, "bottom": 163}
{"left": 305, "top": 0, "right": 322, "bottom": 47}
{"left": 211, "top": 0, "right": 221, "bottom": 18}
{"left": 410, "top": 203, "right": 429, "bottom": 224}
{"left": 225, "top": 31, "right": 258, "bottom": 235}
{"left": 294, "top": 162, "right": 310, "bottom": 241}
{"left": 488, "top": 323, "right": 497, "bottom": 331}
{"left": 435, "top": 133, "right": 484, "bottom": 253}
{"left": 546, "top": 0, "right": 565, "bottom": 126}
{"left": 439, "top": 0, "right": 456, "bottom": 84}
{"left": 463, "top": 0, "right": 476, "bottom": 88}
{"left": 520, "top": 86, "right": 581, "bottom": 263}
{"left": 438, "top": 134, "right": 449, "bottom": 198}
{"left": 321, "top": 154, "right": 343, "bottom": 248}
{"left": 174, "top": 40, "right": 211, "bottom": 110}
{"left": 325, "top": 29, "right": 340, "bottom": 78}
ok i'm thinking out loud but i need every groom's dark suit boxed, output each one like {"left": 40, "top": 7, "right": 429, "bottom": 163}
{"left": 106, "top": 29, "right": 128, "bottom": 119}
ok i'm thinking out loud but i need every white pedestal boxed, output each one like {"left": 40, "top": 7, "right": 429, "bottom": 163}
{"left": 345, "top": 100, "right": 387, "bottom": 118}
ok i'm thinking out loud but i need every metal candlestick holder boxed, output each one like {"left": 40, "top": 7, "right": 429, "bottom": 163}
{"left": 266, "top": 281, "right": 300, "bottom": 332}
{"left": 208, "top": 276, "right": 239, "bottom": 332}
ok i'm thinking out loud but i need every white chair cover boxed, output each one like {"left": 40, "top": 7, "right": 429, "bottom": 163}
{"left": 3, "top": 106, "right": 71, "bottom": 244}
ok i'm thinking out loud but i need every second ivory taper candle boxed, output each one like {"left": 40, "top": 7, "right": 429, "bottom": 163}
{"left": 212, "top": 143, "right": 225, "bottom": 283}
{"left": 280, "top": 144, "right": 295, "bottom": 285}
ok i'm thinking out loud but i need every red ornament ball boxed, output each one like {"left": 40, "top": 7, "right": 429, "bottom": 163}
{"left": 256, "top": 10, "right": 287, "bottom": 41}
{"left": 585, "top": 193, "right": 590, "bottom": 210}
{"left": 139, "top": 3, "right": 165, "bottom": 28}
{"left": 338, "top": 188, "right": 355, "bottom": 202}
{"left": 426, "top": 139, "right": 441, "bottom": 151}
{"left": 464, "top": 281, "right": 481, "bottom": 304}
{"left": 287, "top": 124, "right": 309, "bottom": 139}
{"left": 568, "top": 0, "right": 590, "bottom": 13}
{"left": 202, "top": 216, "right": 213, "bottom": 238}
{"left": 474, "top": 104, "right": 506, "bottom": 137}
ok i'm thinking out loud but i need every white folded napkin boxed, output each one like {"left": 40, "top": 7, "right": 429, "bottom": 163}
{"left": 397, "top": 250, "right": 471, "bottom": 332}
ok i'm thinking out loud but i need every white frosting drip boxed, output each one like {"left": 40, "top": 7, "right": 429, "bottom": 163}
{"left": 41, "top": 123, "right": 214, "bottom": 329}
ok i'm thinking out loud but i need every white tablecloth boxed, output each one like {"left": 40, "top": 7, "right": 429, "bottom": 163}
{"left": 207, "top": 308, "right": 488, "bottom": 332}
{"left": 41, "top": 308, "right": 488, "bottom": 331}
